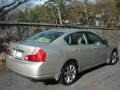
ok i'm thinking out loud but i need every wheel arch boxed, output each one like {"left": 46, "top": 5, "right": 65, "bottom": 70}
{"left": 112, "top": 48, "right": 118, "bottom": 52}
{"left": 107, "top": 47, "right": 119, "bottom": 65}
{"left": 59, "top": 59, "right": 79, "bottom": 77}
{"left": 58, "top": 59, "right": 79, "bottom": 85}
{"left": 62, "top": 59, "right": 79, "bottom": 69}
{"left": 111, "top": 48, "right": 118, "bottom": 56}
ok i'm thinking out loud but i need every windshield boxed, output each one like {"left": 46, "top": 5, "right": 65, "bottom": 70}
{"left": 26, "top": 31, "right": 64, "bottom": 43}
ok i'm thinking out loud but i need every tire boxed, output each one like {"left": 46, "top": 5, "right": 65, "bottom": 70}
{"left": 60, "top": 61, "right": 78, "bottom": 86}
{"left": 109, "top": 50, "right": 119, "bottom": 65}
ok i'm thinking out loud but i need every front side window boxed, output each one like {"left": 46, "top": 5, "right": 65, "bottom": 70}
{"left": 26, "top": 31, "right": 64, "bottom": 43}
{"left": 64, "top": 32, "right": 86, "bottom": 45}
{"left": 86, "top": 32, "right": 103, "bottom": 44}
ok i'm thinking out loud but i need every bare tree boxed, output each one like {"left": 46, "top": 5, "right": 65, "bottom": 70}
{"left": 0, "top": 0, "right": 30, "bottom": 18}
{"left": 44, "top": 0, "right": 66, "bottom": 25}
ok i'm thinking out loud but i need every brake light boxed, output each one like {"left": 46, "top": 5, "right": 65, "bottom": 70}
{"left": 6, "top": 48, "right": 13, "bottom": 56}
{"left": 24, "top": 49, "right": 47, "bottom": 62}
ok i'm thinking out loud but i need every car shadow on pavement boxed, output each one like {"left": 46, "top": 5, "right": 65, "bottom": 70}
{"left": 74, "top": 63, "right": 107, "bottom": 83}
{"left": 31, "top": 79, "right": 58, "bottom": 85}
{"left": 32, "top": 63, "right": 107, "bottom": 86}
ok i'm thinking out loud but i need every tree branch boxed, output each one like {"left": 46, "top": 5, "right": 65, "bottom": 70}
{"left": 0, "top": 0, "right": 16, "bottom": 13}
{"left": 0, "top": 0, "right": 29, "bottom": 17}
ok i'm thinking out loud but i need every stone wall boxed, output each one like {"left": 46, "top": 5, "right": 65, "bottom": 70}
{"left": 0, "top": 22, "right": 119, "bottom": 45}
{"left": 84, "top": 28, "right": 120, "bottom": 45}
{"left": 0, "top": 24, "right": 120, "bottom": 44}
{"left": 0, "top": 22, "right": 120, "bottom": 61}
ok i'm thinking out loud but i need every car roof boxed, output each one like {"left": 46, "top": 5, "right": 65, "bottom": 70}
{"left": 46, "top": 28, "right": 89, "bottom": 34}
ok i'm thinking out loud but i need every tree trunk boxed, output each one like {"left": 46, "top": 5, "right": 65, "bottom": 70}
{"left": 57, "top": 6, "right": 63, "bottom": 25}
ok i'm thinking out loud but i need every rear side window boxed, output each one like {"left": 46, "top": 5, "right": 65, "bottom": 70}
{"left": 86, "top": 32, "right": 103, "bottom": 44}
{"left": 64, "top": 32, "right": 86, "bottom": 45}
{"left": 26, "top": 31, "right": 64, "bottom": 43}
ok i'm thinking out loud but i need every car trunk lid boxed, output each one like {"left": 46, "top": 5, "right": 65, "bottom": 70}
{"left": 9, "top": 41, "right": 48, "bottom": 61}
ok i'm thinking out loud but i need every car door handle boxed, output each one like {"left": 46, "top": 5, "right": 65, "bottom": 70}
{"left": 74, "top": 48, "right": 81, "bottom": 52}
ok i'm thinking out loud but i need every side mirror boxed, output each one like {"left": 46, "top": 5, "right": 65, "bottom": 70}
{"left": 103, "top": 40, "right": 108, "bottom": 44}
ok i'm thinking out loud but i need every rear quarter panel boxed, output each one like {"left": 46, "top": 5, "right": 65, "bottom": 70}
{"left": 43, "top": 45, "right": 65, "bottom": 74}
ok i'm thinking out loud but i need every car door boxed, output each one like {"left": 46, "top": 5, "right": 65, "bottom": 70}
{"left": 64, "top": 32, "right": 94, "bottom": 68}
{"left": 85, "top": 32, "right": 109, "bottom": 64}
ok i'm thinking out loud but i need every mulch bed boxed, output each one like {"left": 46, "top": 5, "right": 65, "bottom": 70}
{"left": 0, "top": 62, "right": 9, "bottom": 73}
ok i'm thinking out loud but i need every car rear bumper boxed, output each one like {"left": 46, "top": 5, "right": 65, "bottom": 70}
{"left": 6, "top": 58, "right": 57, "bottom": 80}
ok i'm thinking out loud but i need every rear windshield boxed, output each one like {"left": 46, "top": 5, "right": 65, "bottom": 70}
{"left": 26, "top": 31, "right": 64, "bottom": 43}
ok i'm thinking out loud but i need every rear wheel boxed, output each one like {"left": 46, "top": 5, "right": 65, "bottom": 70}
{"left": 60, "top": 61, "right": 78, "bottom": 86}
{"left": 109, "top": 50, "right": 119, "bottom": 65}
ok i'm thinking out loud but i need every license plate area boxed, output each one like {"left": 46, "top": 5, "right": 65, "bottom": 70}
{"left": 13, "top": 49, "right": 23, "bottom": 58}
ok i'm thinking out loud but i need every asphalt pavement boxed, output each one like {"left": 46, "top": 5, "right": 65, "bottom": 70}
{"left": 0, "top": 49, "right": 120, "bottom": 90}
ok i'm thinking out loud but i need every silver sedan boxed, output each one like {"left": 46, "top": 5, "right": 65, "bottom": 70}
{"left": 6, "top": 29, "right": 119, "bottom": 85}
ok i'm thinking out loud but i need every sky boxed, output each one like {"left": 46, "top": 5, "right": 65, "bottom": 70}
{"left": 0, "top": 0, "right": 47, "bottom": 6}
{"left": 33, "top": 0, "right": 96, "bottom": 5}
{"left": 31, "top": 0, "right": 48, "bottom": 5}
{"left": 0, "top": 0, "right": 96, "bottom": 6}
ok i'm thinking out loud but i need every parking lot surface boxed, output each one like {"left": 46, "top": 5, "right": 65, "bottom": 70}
{"left": 0, "top": 49, "right": 120, "bottom": 90}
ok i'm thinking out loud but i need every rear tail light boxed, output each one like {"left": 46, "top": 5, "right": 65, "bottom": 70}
{"left": 24, "top": 49, "right": 47, "bottom": 62}
{"left": 6, "top": 48, "right": 13, "bottom": 56}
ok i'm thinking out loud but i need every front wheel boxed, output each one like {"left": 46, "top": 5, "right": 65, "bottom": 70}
{"left": 109, "top": 50, "right": 119, "bottom": 65}
{"left": 60, "top": 61, "right": 78, "bottom": 86}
